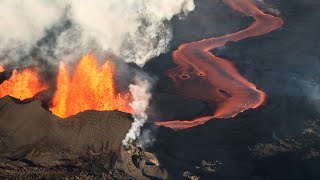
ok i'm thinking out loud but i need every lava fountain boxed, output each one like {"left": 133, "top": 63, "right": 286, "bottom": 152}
{"left": 0, "top": 55, "right": 132, "bottom": 118}
{"left": 0, "top": 68, "right": 48, "bottom": 101}
{"left": 49, "top": 54, "right": 132, "bottom": 118}
{"left": 156, "top": 0, "right": 284, "bottom": 129}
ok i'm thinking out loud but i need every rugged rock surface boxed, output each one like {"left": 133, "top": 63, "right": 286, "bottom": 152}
{"left": 116, "top": 145, "right": 168, "bottom": 180}
{"left": 183, "top": 160, "right": 222, "bottom": 180}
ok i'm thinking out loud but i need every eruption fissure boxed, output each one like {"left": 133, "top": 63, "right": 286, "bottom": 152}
{"left": 0, "top": 55, "right": 132, "bottom": 118}
{"left": 156, "top": 0, "right": 284, "bottom": 129}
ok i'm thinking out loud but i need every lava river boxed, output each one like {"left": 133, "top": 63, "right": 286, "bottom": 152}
{"left": 156, "top": 0, "right": 284, "bottom": 129}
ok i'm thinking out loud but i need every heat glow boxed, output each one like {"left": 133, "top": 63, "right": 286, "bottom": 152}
{"left": 0, "top": 65, "right": 4, "bottom": 72}
{"left": 49, "top": 54, "right": 132, "bottom": 118}
{"left": 0, "top": 68, "right": 48, "bottom": 100}
{"left": 156, "top": 0, "right": 284, "bottom": 129}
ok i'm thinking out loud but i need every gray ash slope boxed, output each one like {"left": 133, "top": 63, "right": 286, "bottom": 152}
{"left": 0, "top": 96, "right": 132, "bottom": 162}
{"left": 145, "top": 0, "right": 320, "bottom": 179}
{"left": 0, "top": 96, "right": 167, "bottom": 179}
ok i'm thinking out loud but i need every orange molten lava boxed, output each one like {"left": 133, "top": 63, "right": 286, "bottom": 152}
{"left": 0, "top": 65, "right": 4, "bottom": 72}
{"left": 49, "top": 54, "right": 132, "bottom": 118}
{"left": 156, "top": 0, "right": 284, "bottom": 129}
{"left": 0, "top": 68, "right": 48, "bottom": 100}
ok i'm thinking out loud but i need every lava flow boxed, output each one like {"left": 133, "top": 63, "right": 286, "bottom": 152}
{"left": 0, "top": 68, "right": 48, "bottom": 100}
{"left": 156, "top": 0, "right": 284, "bottom": 129}
{"left": 49, "top": 54, "right": 132, "bottom": 118}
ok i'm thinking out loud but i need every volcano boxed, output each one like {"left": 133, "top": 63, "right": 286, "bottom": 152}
{"left": 1, "top": 0, "right": 320, "bottom": 179}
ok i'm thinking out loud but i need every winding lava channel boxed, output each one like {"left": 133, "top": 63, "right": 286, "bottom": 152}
{"left": 155, "top": 0, "right": 284, "bottom": 129}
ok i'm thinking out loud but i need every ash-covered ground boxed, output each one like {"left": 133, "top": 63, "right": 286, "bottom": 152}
{"left": 0, "top": 96, "right": 168, "bottom": 179}
{"left": 1, "top": 0, "right": 320, "bottom": 179}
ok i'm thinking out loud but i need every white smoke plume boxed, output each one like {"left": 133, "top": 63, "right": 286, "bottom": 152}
{"left": 122, "top": 77, "right": 152, "bottom": 147}
{"left": 0, "top": 0, "right": 67, "bottom": 66}
{"left": 0, "top": 0, "right": 195, "bottom": 67}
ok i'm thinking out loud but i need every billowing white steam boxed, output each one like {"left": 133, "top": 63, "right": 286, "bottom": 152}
{"left": 122, "top": 77, "right": 152, "bottom": 147}
{"left": 0, "top": 0, "right": 195, "bottom": 67}
{"left": 0, "top": 0, "right": 67, "bottom": 65}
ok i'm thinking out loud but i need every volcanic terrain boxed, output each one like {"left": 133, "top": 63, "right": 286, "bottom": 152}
{"left": 0, "top": 0, "right": 320, "bottom": 179}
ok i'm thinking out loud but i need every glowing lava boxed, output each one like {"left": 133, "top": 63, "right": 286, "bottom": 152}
{"left": 49, "top": 54, "right": 132, "bottom": 118}
{"left": 0, "top": 68, "right": 48, "bottom": 100}
{"left": 156, "top": 0, "right": 284, "bottom": 129}
{"left": 0, "top": 65, "right": 4, "bottom": 72}
{"left": 0, "top": 56, "right": 131, "bottom": 118}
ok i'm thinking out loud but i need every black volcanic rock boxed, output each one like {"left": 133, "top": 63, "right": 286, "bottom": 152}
{"left": 250, "top": 131, "right": 320, "bottom": 180}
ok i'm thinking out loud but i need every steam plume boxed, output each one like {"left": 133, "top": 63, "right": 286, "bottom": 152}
{"left": 0, "top": 0, "right": 195, "bottom": 67}
{"left": 122, "top": 77, "right": 152, "bottom": 147}
{"left": 0, "top": 0, "right": 67, "bottom": 66}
